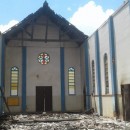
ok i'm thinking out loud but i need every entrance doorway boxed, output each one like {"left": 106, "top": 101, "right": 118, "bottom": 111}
{"left": 121, "top": 84, "right": 130, "bottom": 121}
{"left": 36, "top": 86, "right": 52, "bottom": 112}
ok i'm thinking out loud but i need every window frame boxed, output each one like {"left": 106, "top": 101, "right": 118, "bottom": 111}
{"left": 104, "top": 53, "right": 109, "bottom": 94}
{"left": 91, "top": 60, "right": 95, "bottom": 93}
{"left": 37, "top": 52, "right": 50, "bottom": 65}
{"left": 68, "top": 67, "right": 76, "bottom": 95}
{"left": 10, "top": 66, "right": 19, "bottom": 96}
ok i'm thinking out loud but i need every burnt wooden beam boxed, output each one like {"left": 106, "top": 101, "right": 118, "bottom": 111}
{"left": 6, "top": 38, "right": 82, "bottom": 43}
{"left": 45, "top": 18, "right": 48, "bottom": 43}
{"left": 7, "top": 26, "right": 32, "bottom": 39}
{"left": 34, "top": 22, "right": 55, "bottom": 27}
{"left": 21, "top": 31, "right": 24, "bottom": 46}
{"left": 24, "top": 29, "right": 32, "bottom": 38}
{"left": 59, "top": 29, "right": 61, "bottom": 41}
{"left": 31, "top": 19, "right": 34, "bottom": 40}
{"left": 13, "top": 118, "right": 81, "bottom": 123}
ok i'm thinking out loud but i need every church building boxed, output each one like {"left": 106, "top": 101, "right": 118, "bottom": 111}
{"left": 0, "top": 1, "right": 130, "bottom": 120}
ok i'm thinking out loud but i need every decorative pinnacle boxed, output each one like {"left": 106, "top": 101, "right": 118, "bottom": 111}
{"left": 43, "top": 0, "right": 48, "bottom": 7}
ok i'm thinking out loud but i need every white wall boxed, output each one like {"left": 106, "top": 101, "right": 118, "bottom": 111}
{"left": 5, "top": 46, "right": 22, "bottom": 112}
{"left": 88, "top": 35, "right": 101, "bottom": 113}
{"left": 113, "top": 3, "right": 130, "bottom": 91}
{"left": 98, "top": 22, "right": 113, "bottom": 117}
{"left": 88, "top": 36, "right": 97, "bottom": 94}
{"left": 26, "top": 47, "right": 61, "bottom": 112}
{"left": 87, "top": 2, "right": 130, "bottom": 118}
{"left": 113, "top": 3, "right": 130, "bottom": 118}
{"left": 64, "top": 47, "right": 83, "bottom": 111}
{"left": 4, "top": 14, "right": 83, "bottom": 112}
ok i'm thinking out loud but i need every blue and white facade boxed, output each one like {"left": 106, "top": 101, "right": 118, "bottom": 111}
{"left": 0, "top": 1, "right": 130, "bottom": 120}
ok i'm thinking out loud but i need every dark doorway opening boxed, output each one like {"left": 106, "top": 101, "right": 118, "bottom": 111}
{"left": 36, "top": 86, "right": 52, "bottom": 112}
{"left": 121, "top": 84, "right": 130, "bottom": 121}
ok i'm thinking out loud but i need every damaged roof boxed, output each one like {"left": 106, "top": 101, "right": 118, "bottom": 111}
{"left": 3, "top": 1, "right": 87, "bottom": 43}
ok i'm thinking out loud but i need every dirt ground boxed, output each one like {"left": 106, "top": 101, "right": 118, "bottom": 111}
{"left": 0, "top": 113, "right": 130, "bottom": 130}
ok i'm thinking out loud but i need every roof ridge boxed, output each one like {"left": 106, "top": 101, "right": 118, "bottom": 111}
{"left": 43, "top": 1, "right": 49, "bottom": 8}
{"left": 4, "top": 1, "right": 87, "bottom": 43}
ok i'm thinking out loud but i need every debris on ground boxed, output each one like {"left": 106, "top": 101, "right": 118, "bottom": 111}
{"left": 0, "top": 113, "right": 130, "bottom": 130}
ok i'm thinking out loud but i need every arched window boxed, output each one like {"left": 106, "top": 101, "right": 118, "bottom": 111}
{"left": 11, "top": 66, "right": 19, "bottom": 96}
{"left": 68, "top": 67, "right": 75, "bottom": 94}
{"left": 92, "top": 60, "right": 95, "bottom": 93}
{"left": 104, "top": 53, "right": 109, "bottom": 94}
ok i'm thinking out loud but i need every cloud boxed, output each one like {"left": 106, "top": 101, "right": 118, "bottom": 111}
{"left": 0, "top": 20, "right": 19, "bottom": 33}
{"left": 69, "top": 1, "right": 114, "bottom": 36}
{"left": 67, "top": 7, "right": 72, "bottom": 11}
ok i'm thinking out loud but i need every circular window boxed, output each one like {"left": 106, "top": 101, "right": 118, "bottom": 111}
{"left": 38, "top": 52, "right": 50, "bottom": 65}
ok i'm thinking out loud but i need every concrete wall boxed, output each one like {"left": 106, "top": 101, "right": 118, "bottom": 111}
{"left": 4, "top": 15, "right": 83, "bottom": 112}
{"left": 87, "top": 2, "right": 130, "bottom": 118}
{"left": 5, "top": 46, "right": 22, "bottom": 112}
{"left": 64, "top": 47, "right": 83, "bottom": 111}
{"left": 98, "top": 23, "right": 113, "bottom": 117}
{"left": 88, "top": 25, "right": 114, "bottom": 117}
{"left": 88, "top": 36, "right": 97, "bottom": 94}
{"left": 113, "top": 3, "right": 130, "bottom": 118}
{"left": 88, "top": 35, "right": 100, "bottom": 113}
{"left": 113, "top": 3, "right": 130, "bottom": 90}
{"left": 26, "top": 47, "right": 61, "bottom": 112}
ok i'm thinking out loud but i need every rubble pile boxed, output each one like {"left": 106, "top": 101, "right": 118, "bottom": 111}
{"left": 0, "top": 113, "right": 130, "bottom": 130}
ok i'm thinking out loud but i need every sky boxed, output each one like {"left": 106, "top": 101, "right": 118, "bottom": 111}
{"left": 0, "top": 0, "right": 125, "bottom": 35}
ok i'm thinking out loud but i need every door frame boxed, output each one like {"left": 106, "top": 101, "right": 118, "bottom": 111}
{"left": 36, "top": 86, "right": 52, "bottom": 112}
{"left": 121, "top": 84, "right": 130, "bottom": 121}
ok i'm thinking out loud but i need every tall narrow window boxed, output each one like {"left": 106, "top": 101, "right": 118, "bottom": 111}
{"left": 68, "top": 67, "right": 75, "bottom": 95}
{"left": 104, "top": 53, "right": 109, "bottom": 94}
{"left": 92, "top": 60, "right": 95, "bottom": 93}
{"left": 11, "top": 67, "right": 19, "bottom": 96}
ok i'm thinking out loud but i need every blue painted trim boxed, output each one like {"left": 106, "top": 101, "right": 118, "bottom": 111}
{"left": 1, "top": 37, "right": 5, "bottom": 89}
{"left": 95, "top": 30, "right": 102, "bottom": 115}
{"left": 108, "top": 16, "right": 118, "bottom": 115}
{"left": 128, "top": 0, "right": 130, "bottom": 11}
{"left": 22, "top": 47, "right": 27, "bottom": 112}
{"left": 0, "top": 36, "right": 5, "bottom": 114}
{"left": 60, "top": 47, "right": 65, "bottom": 112}
{"left": 0, "top": 36, "right": 1, "bottom": 114}
{"left": 84, "top": 40, "right": 91, "bottom": 110}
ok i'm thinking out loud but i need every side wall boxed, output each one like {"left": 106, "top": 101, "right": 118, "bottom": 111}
{"left": 88, "top": 2, "right": 130, "bottom": 118}
{"left": 26, "top": 46, "right": 61, "bottom": 112}
{"left": 113, "top": 3, "right": 130, "bottom": 118}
